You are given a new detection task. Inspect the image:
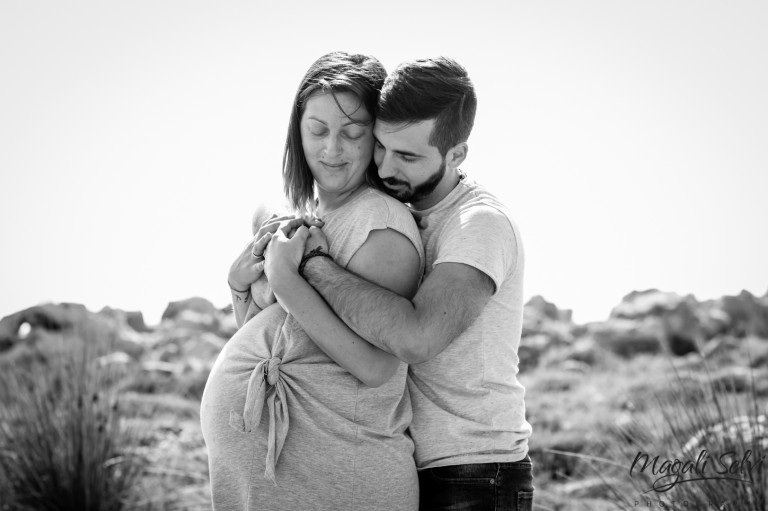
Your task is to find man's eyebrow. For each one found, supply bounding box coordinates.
[373,135,424,158]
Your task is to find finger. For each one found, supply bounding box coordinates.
[279,218,304,237]
[290,225,310,244]
[258,214,295,236]
[252,232,273,257]
[302,214,325,228]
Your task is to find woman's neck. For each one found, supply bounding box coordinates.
[315,182,367,217]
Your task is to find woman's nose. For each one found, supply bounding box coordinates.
[323,134,342,157]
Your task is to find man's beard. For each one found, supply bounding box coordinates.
[381,158,446,204]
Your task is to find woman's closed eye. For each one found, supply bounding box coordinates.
[343,130,366,140]
[309,127,328,137]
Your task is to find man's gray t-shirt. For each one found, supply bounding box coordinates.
[408,172,531,469]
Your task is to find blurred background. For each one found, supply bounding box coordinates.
[2,2,767,510]
[2,0,766,325]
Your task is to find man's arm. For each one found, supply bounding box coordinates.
[302,256,495,364]
[265,226,421,386]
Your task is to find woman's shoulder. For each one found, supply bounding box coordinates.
[352,187,412,221]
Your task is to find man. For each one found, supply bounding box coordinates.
[271,57,533,510]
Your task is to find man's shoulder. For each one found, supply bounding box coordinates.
[451,178,518,235]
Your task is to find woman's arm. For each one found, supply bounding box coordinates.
[229,283,252,329]
[266,226,421,387]
[228,215,310,329]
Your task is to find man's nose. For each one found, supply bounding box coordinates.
[376,151,396,179]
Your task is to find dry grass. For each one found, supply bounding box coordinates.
[523,350,768,510]
[0,328,145,511]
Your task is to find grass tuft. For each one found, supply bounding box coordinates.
[0,327,146,511]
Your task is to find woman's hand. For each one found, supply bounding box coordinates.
[230,214,324,291]
[264,224,310,285]
[228,231,273,292]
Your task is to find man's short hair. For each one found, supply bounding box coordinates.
[376,57,477,157]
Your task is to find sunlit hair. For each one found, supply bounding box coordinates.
[283,51,387,213]
[376,57,476,157]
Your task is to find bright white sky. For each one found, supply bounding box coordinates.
[1,1,766,325]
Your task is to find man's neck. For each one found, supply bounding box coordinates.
[411,169,461,211]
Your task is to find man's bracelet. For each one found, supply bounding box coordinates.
[298,247,333,277]
[228,279,251,294]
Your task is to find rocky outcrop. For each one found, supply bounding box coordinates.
[588,319,663,358]
[520,296,577,370]
[610,289,699,356]
[715,290,768,339]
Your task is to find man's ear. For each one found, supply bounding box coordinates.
[446,142,468,170]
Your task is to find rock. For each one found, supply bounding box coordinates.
[0,303,114,353]
[610,289,683,318]
[560,359,592,374]
[683,414,768,454]
[717,290,768,338]
[180,332,226,365]
[142,360,181,375]
[589,319,662,358]
[161,297,217,322]
[566,337,601,366]
[521,296,577,369]
[525,295,573,322]
[701,336,740,360]
[97,351,134,367]
[99,306,152,332]
[610,290,700,356]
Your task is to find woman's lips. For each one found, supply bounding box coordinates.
[321,162,347,169]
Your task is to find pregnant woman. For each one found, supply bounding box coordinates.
[200,52,424,510]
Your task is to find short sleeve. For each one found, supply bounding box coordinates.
[327,190,425,273]
[432,205,519,293]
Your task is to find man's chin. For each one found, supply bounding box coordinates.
[383,185,413,203]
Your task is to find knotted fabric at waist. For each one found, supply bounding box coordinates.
[229,356,288,484]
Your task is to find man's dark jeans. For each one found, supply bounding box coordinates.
[418,456,534,511]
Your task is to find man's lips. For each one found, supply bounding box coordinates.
[382,179,408,188]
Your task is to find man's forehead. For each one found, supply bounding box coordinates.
[373,119,435,142]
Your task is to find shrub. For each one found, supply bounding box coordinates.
[588,359,767,510]
[0,329,145,511]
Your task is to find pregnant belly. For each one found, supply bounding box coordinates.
[200,304,358,446]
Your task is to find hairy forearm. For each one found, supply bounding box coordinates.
[303,257,427,363]
[270,271,398,387]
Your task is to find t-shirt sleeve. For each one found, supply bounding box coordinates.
[333,192,425,273]
[432,205,519,293]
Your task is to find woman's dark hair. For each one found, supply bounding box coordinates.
[376,57,476,157]
[283,51,387,213]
